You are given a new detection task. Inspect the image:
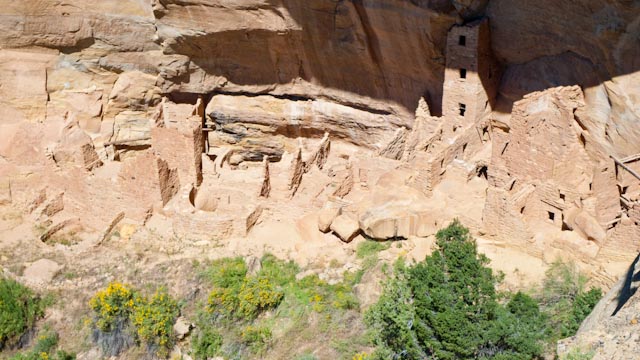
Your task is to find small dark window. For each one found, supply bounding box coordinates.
[462,143,467,153]
[482,126,490,141]
[459,103,466,116]
[548,211,555,222]
[459,35,466,46]
[589,182,592,191]
[560,193,565,201]
[477,165,488,179]
[520,206,525,214]
[460,68,467,79]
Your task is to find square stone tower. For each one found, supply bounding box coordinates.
[441,19,500,129]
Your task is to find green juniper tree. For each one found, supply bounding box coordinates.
[366,220,547,359]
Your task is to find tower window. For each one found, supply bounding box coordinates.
[460,68,467,79]
[459,35,466,46]
[459,103,466,117]
[560,193,565,202]
[548,211,555,222]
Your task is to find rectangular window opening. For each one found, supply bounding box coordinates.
[548,211,555,222]
[459,103,466,117]
[459,35,466,46]
[460,68,467,79]
[559,193,565,202]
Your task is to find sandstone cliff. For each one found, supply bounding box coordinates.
[1,2,640,355]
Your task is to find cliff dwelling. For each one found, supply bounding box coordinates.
[1,1,640,358]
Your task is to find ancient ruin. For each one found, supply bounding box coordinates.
[1,1,640,357]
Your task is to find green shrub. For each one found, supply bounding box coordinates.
[207,258,284,321]
[205,257,247,289]
[356,241,390,259]
[241,324,272,354]
[295,353,319,360]
[332,289,359,310]
[200,254,362,359]
[258,254,299,286]
[236,276,284,319]
[0,277,45,348]
[562,347,595,360]
[9,329,75,360]
[191,327,223,360]
[540,260,602,340]
[365,261,419,359]
[131,288,179,357]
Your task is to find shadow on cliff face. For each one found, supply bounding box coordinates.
[487,0,640,115]
[161,0,640,122]
[162,0,461,115]
[612,253,640,316]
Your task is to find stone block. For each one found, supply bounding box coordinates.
[330,214,360,243]
[318,204,342,233]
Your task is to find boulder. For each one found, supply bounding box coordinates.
[173,316,193,340]
[23,259,61,285]
[357,186,435,240]
[318,204,342,233]
[52,118,102,170]
[106,71,161,118]
[330,214,360,243]
[245,256,262,276]
[573,211,607,244]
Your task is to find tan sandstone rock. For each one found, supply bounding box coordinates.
[23,259,62,286]
[318,204,342,233]
[330,214,360,243]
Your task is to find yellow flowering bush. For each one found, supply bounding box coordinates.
[236,276,283,319]
[131,288,179,357]
[89,282,136,332]
[207,287,239,316]
[89,282,179,358]
[352,352,370,360]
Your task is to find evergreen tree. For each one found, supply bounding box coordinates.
[366,220,547,359]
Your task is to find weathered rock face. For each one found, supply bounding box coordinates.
[1,0,640,291]
[154,0,455,117]
[559,254,640,359]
